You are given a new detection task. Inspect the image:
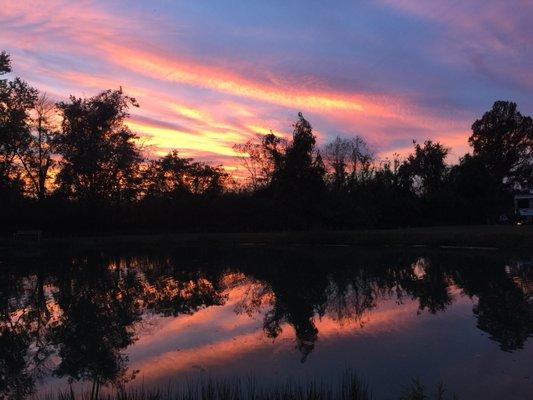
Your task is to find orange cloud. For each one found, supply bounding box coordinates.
[0,0,480,171]
[99,44,367,114]
[94,42,469,161]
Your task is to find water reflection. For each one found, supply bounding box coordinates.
[0,247,531,398]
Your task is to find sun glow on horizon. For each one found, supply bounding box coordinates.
[1,0,531,170]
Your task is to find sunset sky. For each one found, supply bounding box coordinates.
[1,0,532,171]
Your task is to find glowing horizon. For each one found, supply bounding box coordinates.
[1,1,532,172]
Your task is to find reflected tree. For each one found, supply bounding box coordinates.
[473,285,532,351]
[0,327,33,400]
[400,257,454,314]
[48,255,143,396]
[0,265,54,399]
[0,247,531,396]
[140,256,227,316]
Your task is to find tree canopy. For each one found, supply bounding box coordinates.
[1,50,532,233]
[469,101,532,188]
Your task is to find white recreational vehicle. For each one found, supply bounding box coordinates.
[514,190,533,224]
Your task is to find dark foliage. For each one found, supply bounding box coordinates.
[470,101,532,189]
[1,51,531,234]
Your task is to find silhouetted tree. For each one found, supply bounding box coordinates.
[323,136,373,187]
[2,50,532,233]
[54,89,142,206]
[234,132,286,190]
[323,136,352,189]
[352,154,418,227]
[144,150,229,198]
[144,150,195,199]
[347,136,374,184]
[269,113,326,226]
[398,140,449,197]
[0,52,38,198]
[470,101,533,189]
[272,113,325,190]
[18,94,56,201]
[449,154,506,223]
[187,161,229,196]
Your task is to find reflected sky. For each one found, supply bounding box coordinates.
[1,247,531,399]
[100,281,532,400]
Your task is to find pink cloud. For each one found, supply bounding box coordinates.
[0,0,487,170]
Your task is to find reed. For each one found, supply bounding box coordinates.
[41,372,457,400]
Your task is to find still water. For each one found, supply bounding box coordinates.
[1,246,532,399]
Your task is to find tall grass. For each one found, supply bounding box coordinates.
[41,372,457,400]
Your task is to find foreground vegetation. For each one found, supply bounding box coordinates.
[1,50,532,234]
[42,374,456,400]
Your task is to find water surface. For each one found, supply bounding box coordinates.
[1,246,532,399]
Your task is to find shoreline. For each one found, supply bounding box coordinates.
[5,225,532,250]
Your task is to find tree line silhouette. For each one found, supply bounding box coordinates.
[1,51,532,233]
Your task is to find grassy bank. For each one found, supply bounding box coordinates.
[30,225,533,250]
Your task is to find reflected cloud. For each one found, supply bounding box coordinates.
[0,248,531,398]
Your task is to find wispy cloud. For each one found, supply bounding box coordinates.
[1,0,531,168]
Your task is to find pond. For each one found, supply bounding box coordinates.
[1,245,532,399]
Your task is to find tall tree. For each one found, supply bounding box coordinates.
[323,136,351,188]
[0,51,38,196]
[399,140,449,197]
[18,94,56,201]
[469,101,533,188]
[323,136,373,188]
[348,136,374,183]
[54,89,142,205]
[449,154,506,223]
[264,113,326,227]
[272,113,325,194]
[233,132,285,190]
